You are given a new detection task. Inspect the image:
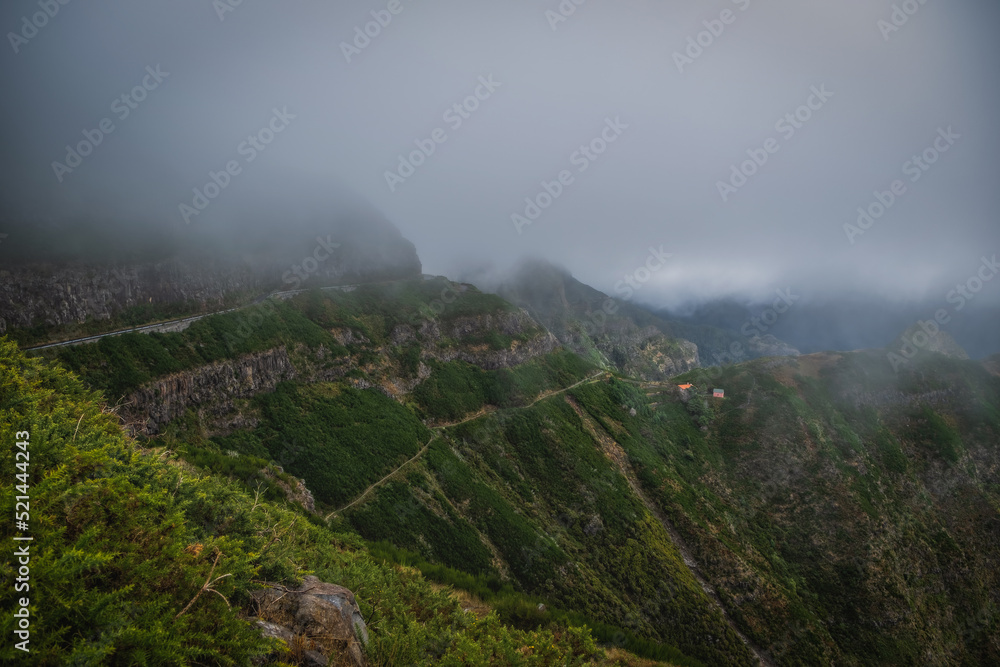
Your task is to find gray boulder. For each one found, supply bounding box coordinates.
[253,575,368,666]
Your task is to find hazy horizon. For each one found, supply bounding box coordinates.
[1,0,998,330]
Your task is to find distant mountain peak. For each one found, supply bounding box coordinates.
[888,322,969,366]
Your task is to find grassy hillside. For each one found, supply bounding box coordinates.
[328,347,999,665]
[52,299,347,399]
[666,352,1000,664]
[340,383,756,666]
[14,280,1000,666]
[0,338,662,666]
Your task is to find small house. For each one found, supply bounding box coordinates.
[713,389,725,398]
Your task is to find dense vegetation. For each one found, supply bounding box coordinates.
[666,352,1000,665]
[297,279,531,344]
[12,276,1000,666]
[0,339,638,666]
[340,381,754,667]
[51,300,346,399]
[332,345,1000,665]
[211,382,430,507]
[410,351,594,421]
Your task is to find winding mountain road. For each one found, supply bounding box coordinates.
[23,283,368,351]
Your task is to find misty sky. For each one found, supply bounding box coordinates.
[1,0,998,310]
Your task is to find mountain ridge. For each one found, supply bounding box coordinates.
[14,274,997,665]
[486,259,799,377]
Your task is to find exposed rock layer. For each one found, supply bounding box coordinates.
[128,347,298,435]
[1,235,421,335]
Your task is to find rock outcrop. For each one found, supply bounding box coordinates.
[262,465,316,513]
[0,258,266,334]
[120,304,562,437]
[127,347,298,435]
[417,310,560,370]
[0,218,422,336]
[253,576,368,667]
[588,322,700,381]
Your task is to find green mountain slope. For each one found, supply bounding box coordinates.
[13,279,1000,666]
[0,338,661,666]
[666,351,1000,664]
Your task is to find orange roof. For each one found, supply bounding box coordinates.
[678,384,693,389]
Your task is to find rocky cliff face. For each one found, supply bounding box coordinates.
[583,319,700,381]
[0,259,264,334]
[746,333,800,359]
[414,309,559,370]
[127,347,299,435]
[0,233,421,336]
[123,307,561,436]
